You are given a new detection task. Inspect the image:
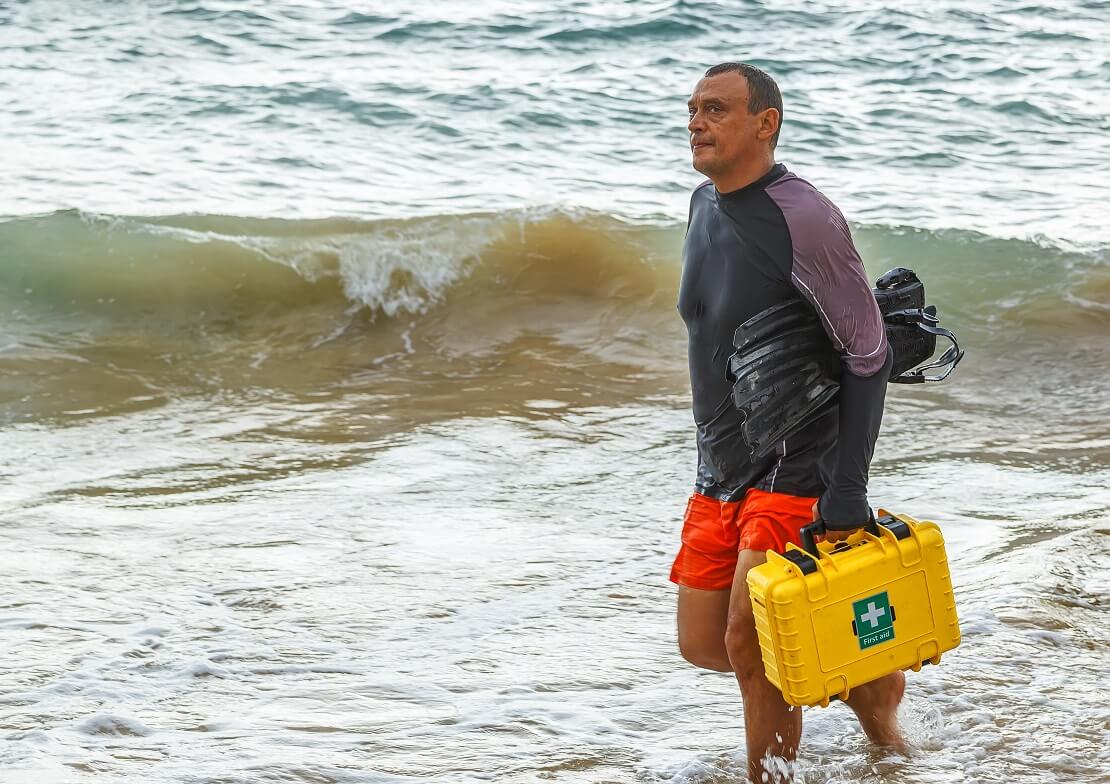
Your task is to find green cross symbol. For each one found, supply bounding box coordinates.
[852,591,895,650]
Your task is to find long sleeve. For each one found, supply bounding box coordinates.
[819,347,891,527]
[766,176,889,528]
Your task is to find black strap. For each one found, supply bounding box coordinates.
[890,323,964,384]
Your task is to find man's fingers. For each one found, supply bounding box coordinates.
[810,503,866,543]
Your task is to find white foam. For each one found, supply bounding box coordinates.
[183,659,230,679]
[241,216,500,317]
[341,223,499,315]
[75,713,153,737]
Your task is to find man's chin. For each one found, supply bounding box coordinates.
[691,155,716,176]
[691,146,720,172]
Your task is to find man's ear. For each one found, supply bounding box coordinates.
[757,108,781,142]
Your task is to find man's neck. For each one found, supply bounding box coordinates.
[712,158,777,195]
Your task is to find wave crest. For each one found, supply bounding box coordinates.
[1,208,1105,341]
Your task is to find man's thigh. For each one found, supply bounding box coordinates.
[676,585,732,672]
[728,549,769,625]
[676,549,770,673]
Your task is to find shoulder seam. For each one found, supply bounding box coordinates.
[767,173,823,206]
[758,186,797,289]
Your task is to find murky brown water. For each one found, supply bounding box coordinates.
[3,1,1110,776]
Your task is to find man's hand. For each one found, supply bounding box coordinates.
[811,501,863,543]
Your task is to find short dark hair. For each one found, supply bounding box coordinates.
[704,62,783,148]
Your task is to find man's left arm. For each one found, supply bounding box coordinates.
[787,201,891,533]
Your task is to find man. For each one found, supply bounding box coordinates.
[672,62,905,781]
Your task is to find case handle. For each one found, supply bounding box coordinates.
[800,512,879,557]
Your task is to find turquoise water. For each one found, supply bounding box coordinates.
[1,3,1109,783]
[4,0,1109,246]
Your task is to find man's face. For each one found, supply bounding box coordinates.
[687,73,772,178]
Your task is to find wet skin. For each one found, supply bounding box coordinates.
[678,70,904,781]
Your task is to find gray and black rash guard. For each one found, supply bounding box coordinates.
[678,163,893,529]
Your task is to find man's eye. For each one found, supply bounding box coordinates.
[688,108,696,117]
[708,106,722,114]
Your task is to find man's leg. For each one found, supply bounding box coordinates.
[676,585,732,673]
[724,549,801,783]
[673,492,741,673]
[845,672,907,750]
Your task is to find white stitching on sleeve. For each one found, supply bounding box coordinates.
[790,272,885,359]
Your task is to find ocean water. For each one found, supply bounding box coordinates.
[1,2,1109,783]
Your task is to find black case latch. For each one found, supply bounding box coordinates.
[782,549,818,575]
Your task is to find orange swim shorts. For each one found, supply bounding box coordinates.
[669,488,819,591]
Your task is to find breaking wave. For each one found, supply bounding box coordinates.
[1,208,1105,342]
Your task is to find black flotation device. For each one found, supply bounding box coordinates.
[727,267,964,458]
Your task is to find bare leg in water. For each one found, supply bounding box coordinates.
[678,549,906,782]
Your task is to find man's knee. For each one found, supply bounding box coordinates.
[723,609,765,684]
[724,550,770,685]
[678,633,732,673]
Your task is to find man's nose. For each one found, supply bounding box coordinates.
[688,109,705,134]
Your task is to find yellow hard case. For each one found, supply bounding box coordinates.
[746,510,960,707]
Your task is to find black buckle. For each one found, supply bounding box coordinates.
[875,514,911,540]
[781,549,818,575]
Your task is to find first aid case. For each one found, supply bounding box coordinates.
[746,510,960,707]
